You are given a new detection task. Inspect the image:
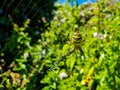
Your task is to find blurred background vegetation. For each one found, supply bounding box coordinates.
[0,0,120,90]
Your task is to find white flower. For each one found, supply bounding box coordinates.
[93,32,98,38]
[53,15,58,20]
[114,0,118,4]
[24,53,29,60]
[93,32,105,40]
[98,34,104,40]
[60,18,66,23]
[105,14,111,19]
[60,72,67,80]
[42,50,46,55]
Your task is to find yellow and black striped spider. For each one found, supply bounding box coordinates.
[71,31,85,58]
[72,32,85,48]
[49,28,86,71]
[59,31,86,60]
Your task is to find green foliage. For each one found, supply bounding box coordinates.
[1,0,120,90]
[41,0,120,90]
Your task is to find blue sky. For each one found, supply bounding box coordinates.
[60,0,96,5]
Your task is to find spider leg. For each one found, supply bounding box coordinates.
[56,48,75,64]
[79,47,85,59]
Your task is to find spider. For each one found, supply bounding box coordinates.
[70,31,85,58]
[49,29,86,71]
[58,31,86,61]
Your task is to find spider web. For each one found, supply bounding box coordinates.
[0,0,57,46]
[0,0,59,72]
